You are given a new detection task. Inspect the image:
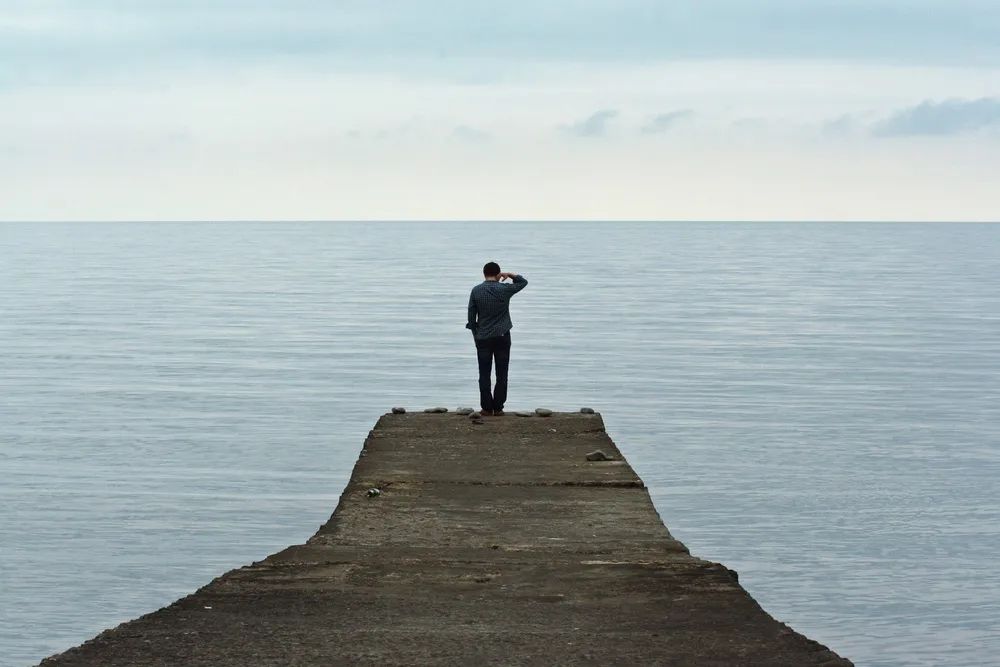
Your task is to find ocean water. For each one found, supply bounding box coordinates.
[2,221,998,667]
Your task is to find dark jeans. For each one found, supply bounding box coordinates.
[475,332,511,412]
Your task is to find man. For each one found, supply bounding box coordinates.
[466,262,528,416]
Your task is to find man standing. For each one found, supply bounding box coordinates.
[466,262,528,416]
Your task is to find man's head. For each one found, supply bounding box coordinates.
[483,261,501,278]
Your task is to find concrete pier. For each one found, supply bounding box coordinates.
[40,412,852,666]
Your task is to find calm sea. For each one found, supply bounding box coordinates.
[2,222,999,666]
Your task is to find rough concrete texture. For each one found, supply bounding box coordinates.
[39,412,852,666]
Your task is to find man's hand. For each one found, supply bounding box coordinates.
[499,272,517,281]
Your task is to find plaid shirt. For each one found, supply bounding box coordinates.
[466,275,528,340]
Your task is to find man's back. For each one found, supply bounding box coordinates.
[467,274,528,340]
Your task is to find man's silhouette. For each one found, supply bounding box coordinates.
[466,262,528,416]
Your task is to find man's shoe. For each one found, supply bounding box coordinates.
[481,409,494,416]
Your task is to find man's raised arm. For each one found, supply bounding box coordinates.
[501,272,528,295]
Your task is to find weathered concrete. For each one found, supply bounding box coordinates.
[39,412,852,666]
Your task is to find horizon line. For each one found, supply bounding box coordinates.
[3,219,999,224]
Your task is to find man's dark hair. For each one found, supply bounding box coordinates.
[483,261,501,277]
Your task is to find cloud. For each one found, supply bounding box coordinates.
[641,109,694,134]
[873,97,1000,136]
[564,109,618,137]
[4,0,999,90]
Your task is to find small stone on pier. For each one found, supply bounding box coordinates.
[423,407,449,413]
[535,408,553,417]
[585,450,612,461]
[391,407,406,414]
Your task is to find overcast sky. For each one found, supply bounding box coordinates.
[2,1,999,221]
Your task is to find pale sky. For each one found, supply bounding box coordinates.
[1,1,999,221]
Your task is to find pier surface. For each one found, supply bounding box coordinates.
[40,412,851,666]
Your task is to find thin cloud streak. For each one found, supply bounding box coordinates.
[641,110,695,134]
[563,109,619,137]
[873,98,1000,136]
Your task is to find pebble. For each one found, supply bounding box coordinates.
[391,407,406,414]
[535,408,553,417]
[585,450,612,462]
[471,417,485,425]
[423,407,449,413]
[515,411,534,417]
[366,488,382,497]
[580,407,596,414]
[456,407,475,415]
